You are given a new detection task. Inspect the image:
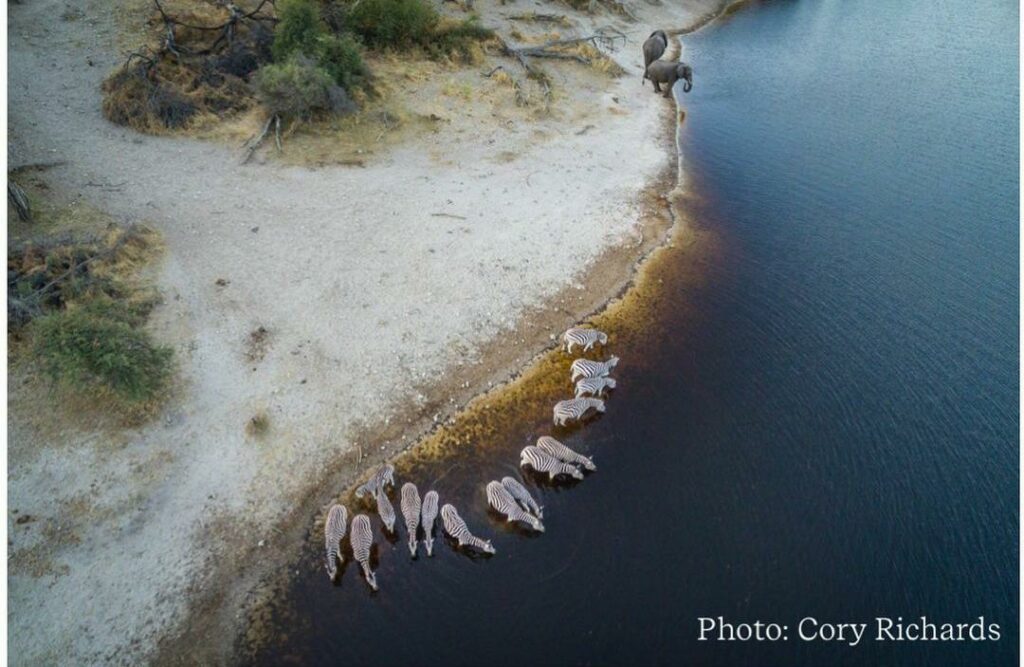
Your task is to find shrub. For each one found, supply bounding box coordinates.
[31,305,173,403]
[270,0,369,91]
[346,0,439,49]
[271,0,325,62]
[315,33,370,90]
[255,55,354,117]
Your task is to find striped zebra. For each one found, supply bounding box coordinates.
[570,356,619,382]
[537,435,597,471]
[553,397,606,426]
[486,481,544,532]
[562,327,608,353]
[575,375,617,398]
[421,490,439,557]
[401,482,421,557]
[376,487,397,534]
[501,476,542,519]
[355,463,395,500]
[441,504,496,554]
[520,446,585,480]
[350,514,378,591]
[324,504,348,582]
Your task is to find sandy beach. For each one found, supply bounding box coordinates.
[7,0,723,663]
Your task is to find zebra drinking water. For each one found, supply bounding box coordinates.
[501,476,543,519]
[421,490,439,556]
[355,463,395,500]
[562,327,608,353]
[375,487,397,534]
[441,504,496,554]
[570,356,619,382]
[324,504,348,582]
[553,397,606,426]
[520,446,585,480]
[575,375,617,398]
[350,514,378,591]
[537,435,597,471]
[401,483,421,557]
[486,481,545,532]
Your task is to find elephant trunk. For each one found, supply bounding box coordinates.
[683,79,693,93]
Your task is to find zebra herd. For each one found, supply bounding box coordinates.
[322,325,616,591]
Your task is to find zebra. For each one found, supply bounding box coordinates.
[401,482,421,557]
[520,446,585,480]
[562,327,608,353]
[421,490,439,556]
[486,481,544,532]
[575,375,617,398]
[376,487,397,534]
[324,504,348,582]
[500,476,542,519]
[350,514,378,591]
[537,435,597,472]
[570,356,619,382]
[441,504,496,554]
[355,463,395,500]
[553,398,606,426]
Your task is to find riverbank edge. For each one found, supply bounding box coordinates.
[152,8,731,665]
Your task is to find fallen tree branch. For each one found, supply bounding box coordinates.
[8,181,31,222]
[241,114,278,164]
[507,11,568,23]
[499,27,625,98]
[148,0,277,59]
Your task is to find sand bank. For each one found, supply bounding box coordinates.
[7,0,723,663]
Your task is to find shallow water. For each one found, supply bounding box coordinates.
[250,1,1018,665]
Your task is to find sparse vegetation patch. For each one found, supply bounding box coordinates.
[31,304,173,404]
[8,187,172,417]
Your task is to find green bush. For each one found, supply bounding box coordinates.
[271,0,324,62]
[255,55,355,117]
[32,306,173,403]
[346,0,439,48]
[315,33,370,90]
[270,0,370,91]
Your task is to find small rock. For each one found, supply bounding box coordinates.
[258,540,265,547]
[215,278,229,287]
[16,515,34,525]
[251,226,259,233]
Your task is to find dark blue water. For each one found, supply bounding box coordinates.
[250,1,1018,665]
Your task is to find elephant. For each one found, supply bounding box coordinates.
[641,30,668,86]
[645,60,693,97]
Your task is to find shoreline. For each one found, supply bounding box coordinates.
[228,24,718,667]
[156,99,684,667]
[7,0,732,664]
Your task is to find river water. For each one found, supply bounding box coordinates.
[249,1,1018,665]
